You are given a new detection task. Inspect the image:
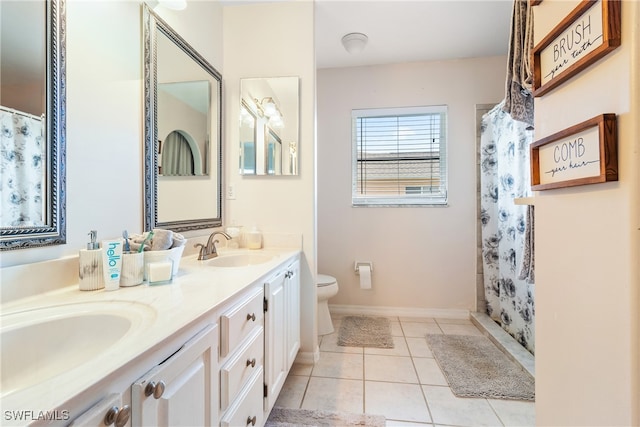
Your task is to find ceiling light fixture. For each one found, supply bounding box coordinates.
[341,32,368,54]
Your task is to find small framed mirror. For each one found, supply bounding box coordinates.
[143,5,222,232]
[240,77,299,176]
[0,0,66,250]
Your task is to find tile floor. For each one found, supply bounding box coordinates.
[274,314,535,427]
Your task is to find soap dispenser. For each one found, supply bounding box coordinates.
[246,225,262,250]
[79,230,104,291]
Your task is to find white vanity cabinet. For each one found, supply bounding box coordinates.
[131,324,218,427]
[264,257,301,413]
[219,286,265,427]
[11,249,302,427]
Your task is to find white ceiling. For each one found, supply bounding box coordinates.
[315,0,514,69]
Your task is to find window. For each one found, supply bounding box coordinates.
[352,106,448,206]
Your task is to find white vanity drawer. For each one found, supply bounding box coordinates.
[220,327,264,411]
[220,287,264,358]
[220,368,264,427]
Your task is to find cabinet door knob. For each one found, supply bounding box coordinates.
[144,381,156,397]
[246,358,256,368]
[153,380,166,399]
[104,406,119,425]
[246,313,256,322]
[103,405,130,427]
[144,380,166,399]
[247,415,257,426]
[114,405,130,427]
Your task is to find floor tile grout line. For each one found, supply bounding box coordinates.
[486,398,508,427]
[408,330,436,425]
[297,373,312,410]
[361,345,366,414]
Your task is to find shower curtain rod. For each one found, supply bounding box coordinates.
[0,105,44,121]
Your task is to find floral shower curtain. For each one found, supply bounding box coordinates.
[480,103,535,354]
[0,108,45,227]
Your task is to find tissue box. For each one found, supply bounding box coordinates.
[143,245,185,279]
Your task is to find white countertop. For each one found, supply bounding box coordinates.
[0,247,300,420]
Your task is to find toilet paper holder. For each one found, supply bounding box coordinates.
[354,261,373,274]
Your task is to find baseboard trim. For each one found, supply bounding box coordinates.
[328,304,469,320]
[294,347,320,365]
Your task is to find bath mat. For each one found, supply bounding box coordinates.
[337,316,394,348]
[426,334,535,401]
[265,407,386,427]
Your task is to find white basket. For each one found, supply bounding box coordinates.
[143,245,185,279]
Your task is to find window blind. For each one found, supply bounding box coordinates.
[352,106,448,206]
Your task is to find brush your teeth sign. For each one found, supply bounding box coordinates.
[539,1,604,87]
[532,0,621,96]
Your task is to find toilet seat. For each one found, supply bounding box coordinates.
[317,274,336,287]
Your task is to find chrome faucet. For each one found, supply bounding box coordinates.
[194,231,231,260]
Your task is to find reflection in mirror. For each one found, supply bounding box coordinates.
[240,77,299,175]
[0,0,66,250]
[239,100,257,175]
[266,128,282,175]
[143,5,222,232]
[158,80,209,176]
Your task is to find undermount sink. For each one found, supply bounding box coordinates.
[1,301,155,396]
[204,252,275,268]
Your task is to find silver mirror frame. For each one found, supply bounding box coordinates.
[143,4,222,232]
[0,0,66,250]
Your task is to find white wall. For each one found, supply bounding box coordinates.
[0,1,223,272]
[533,1,640,425]
[317,57,506,314]
[222,2,318,360]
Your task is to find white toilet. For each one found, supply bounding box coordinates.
[317,274,339,335]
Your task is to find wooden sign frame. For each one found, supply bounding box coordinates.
[532,0,621,97]
[531,114,617,191]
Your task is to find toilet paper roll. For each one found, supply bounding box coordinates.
[359,265,372,289]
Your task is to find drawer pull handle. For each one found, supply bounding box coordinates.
[145,380,166,399]
[246,358,256,368]
[247,313,256,322]
[247,415,257,426]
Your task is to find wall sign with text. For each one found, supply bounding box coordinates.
[533,0,621,97]
[531,114,617,191]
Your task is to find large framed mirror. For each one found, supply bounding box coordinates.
[240,77,299,176]
[0,0,66,250]
[143,4,222,232]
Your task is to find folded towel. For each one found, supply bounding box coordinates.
[127,229,186,252]
[171,232,186,248]
[127,232,151,252]
[151,228,174,250]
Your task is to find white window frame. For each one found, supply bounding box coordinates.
[351,105,448,207]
